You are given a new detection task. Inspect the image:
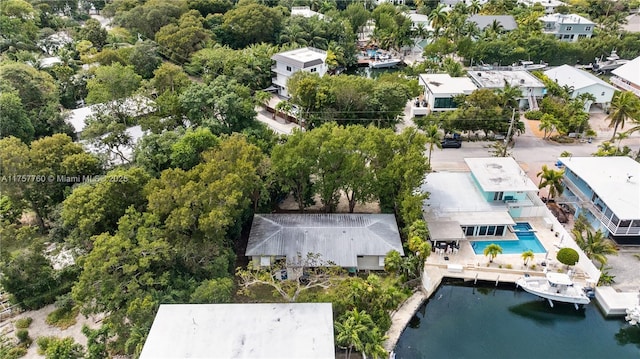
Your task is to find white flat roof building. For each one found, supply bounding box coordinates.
[465,157,539,193]
[560,157,640,220]
[140,303,336,359]
[291,6,325,19]
[519,0,567,13]
[419,74,478,95]
[271,47,327,97]
[468,70,545,91]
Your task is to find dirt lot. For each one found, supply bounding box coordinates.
[2,305,102,358]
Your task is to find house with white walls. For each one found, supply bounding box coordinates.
[540,13,594,42]
[544,65,616,111]
[413,73,478,116]
[271,47,327,97]
[611,56,640,98]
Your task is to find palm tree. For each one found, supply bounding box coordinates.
[484,243,503,263]
[573,229,618,269]
[429,4,449,35]
[335,309,373,359]
[424,124,442,165]
[522,250,534,266]
[607,91,640,141]
[538,167,564,200]
[363,328,388,359]
[468,0,482,15]
[496,80,521,110]
[489,19,505,34]
[622,117,640,159]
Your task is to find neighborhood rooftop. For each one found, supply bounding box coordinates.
[558,157,640,220]
[467,15,518,31]
[419,74,478,95]
[271,47,327,68]
[245,213,404,267]
[539,13,594,24]
[139,303,335,359]
[468,70,545,89]
[612,56,640,86]
[465,157,539,193]
[544,65,616,91]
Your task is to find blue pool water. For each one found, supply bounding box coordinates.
[471,222,546,254]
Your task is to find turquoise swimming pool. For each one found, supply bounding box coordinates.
[471,223,546,254]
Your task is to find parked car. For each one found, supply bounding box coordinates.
[441,139,462,148]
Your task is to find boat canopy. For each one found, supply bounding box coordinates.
[546,272,574,286]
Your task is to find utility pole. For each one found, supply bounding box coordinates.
[503,108,516,157]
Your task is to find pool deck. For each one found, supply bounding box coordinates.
[385,216,639,352]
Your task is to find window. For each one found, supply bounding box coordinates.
[495,226,505,236]
[466,226,475,236]
[493,192,504,201]
[570,34,575,40]
[310,68,317,73]
[585,26,591,31]
[620,220,631,228]
[566,26,572,30]
[487,226,496,236]
[433,97,457,109]
[479,226,488,236]
[563,34,571,39]
[578,34,587,39]
[286,66,292,71]
[601,92,605,96]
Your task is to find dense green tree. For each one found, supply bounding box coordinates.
[0,0,39,52]
[0,135,101,230]
[44,337,84,359]
[78,18,108,50]
[0,89,34,143]
[189,277,234,303]
[170,127,220,170]
[61,167,151,247]
[86,63,142,104]
[128,41,162,79]
[133,130,182,175]
[219,3,284,48]
[556,247,579,267]
[0,62,70,138]
[188,0,233,17]
[155,10,212,64]
[0,248,57,309]
[152,62,192,94]
[178,76,256,134]
[114,0,188,39]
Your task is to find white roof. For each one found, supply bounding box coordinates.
[465,157,539,192]
[612,56,640,86]
[140,303,335,359]
[406,13,433,30]
[272,47,327,69]
[423,172,509,213]
[445,211,516,226]
[539,13,594,25]
[420,74,478,95]
[544,65,616,92]
[519,0,565,7]
[291,6,324,19]
[468,70,545,89]
[558,157,640,220]
[66,96,155,133]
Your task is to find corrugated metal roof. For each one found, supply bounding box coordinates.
[246,214,404,266]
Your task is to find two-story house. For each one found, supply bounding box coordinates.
[423,157,543,241]
[557,157,640,245]
[271,47,327,98]
[467,70,546,110]
[413,74,478,116]
[539,13,594,42]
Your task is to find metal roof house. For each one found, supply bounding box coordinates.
[467,15,518,31]
[246,214,404,271]
[271,47,327,97]
[557,157,640,244]
[518,0,567,14]
[544,65,616,111]
[414,74,478,116]
[139,303,335,359]
[611,56,640,98]
[422,157,544,241]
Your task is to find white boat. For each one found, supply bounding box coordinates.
[369,54,402,69]
[592,50,630,73]
[516,272,591,310]
[511,60,548,71]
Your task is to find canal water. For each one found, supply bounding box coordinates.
[395,281,640,359]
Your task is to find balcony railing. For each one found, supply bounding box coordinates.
[610,77,640,97]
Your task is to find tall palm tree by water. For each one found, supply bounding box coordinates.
[572,229,618,269]
[607,90,640,141]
